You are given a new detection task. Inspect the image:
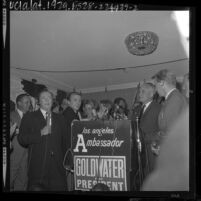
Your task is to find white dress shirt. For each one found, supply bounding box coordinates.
[40,108,48,120]
[142,101,152,114]
[17,108,23,119]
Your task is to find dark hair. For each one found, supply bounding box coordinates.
[67,91,81,101]
[152,69,176,86]
[16,93,29,104]
[100,99,113,108]
[10,100,16,112]
[97,99,113,119]
[51,101,59,110]
[82,99,95,108]
[61,97,68,103]
[114,97,127,108]
[113,97,128,116]
[91,183,110,191]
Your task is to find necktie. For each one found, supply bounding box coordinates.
[45,112,49,121]
[46,112,51,134]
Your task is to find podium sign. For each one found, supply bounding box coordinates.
[71,120,132,191]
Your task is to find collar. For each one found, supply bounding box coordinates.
[165,88,176,100]
[143,101,152,113]
[17,108,23,119]
[40,108,50,119]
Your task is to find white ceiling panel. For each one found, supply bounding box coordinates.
[10,11,189,93]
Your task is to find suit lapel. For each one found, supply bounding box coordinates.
[142,101,153,118]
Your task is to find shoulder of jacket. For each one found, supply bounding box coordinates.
[25,111,38,117]
[169,90,184,102]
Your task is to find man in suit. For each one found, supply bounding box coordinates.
[142,107,189,191]
[18,89,67,191]
[63,92,82,152]
[63,91,82,191]
[10,93,31,191]
[152,69,188,148]
[130,83,161,190]
[138,83,162,177]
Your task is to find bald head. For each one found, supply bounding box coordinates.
[139,82,156,104]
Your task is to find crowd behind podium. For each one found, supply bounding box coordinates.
[9,69,189,192]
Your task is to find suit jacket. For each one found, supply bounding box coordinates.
[130,101,161,189]
[10,110,28,166]
[158,89,188,138]
[63,107,79,150]
[142,108,189,191]
[140,101,162,144]
[18,110,67,188]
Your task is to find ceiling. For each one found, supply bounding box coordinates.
[10,11,189,93]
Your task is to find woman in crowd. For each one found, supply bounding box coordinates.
[81,99,98,121]
[111,97,129,120]
[96,99,113,120]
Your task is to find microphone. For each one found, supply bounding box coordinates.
[136,116,141,152]
[46,112,52,134]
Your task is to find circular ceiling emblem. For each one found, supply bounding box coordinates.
[125,31,159,56]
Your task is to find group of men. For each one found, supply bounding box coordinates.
[10,68,189,191]
[132,69,188,190]
[10,90,82,191]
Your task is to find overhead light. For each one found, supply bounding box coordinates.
[125,31,159,56]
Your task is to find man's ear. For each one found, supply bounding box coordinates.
[159,80,164,86]
[17,101,22,108]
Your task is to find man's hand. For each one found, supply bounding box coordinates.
[41,126,50,136]
[65,165,74,173]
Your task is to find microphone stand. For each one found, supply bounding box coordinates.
[135,115,143,190]
[46,112,52,188]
